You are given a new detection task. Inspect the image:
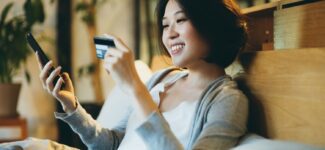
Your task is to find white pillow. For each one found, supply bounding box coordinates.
[232,134,324,150]
[96,60,152,128]
[0,137,78,150]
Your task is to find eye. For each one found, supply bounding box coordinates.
[162,24,169,29]
[176,18,187,24]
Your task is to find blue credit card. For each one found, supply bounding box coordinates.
[94,37,115,59]
[95,44,109,59]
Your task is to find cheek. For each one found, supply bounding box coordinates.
[185,36,210,57]
[184,29,210,53]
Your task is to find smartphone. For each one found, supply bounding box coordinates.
[93,36,115,59]
[26,33,64,87]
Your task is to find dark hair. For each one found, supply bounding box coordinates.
[156,0,247,68]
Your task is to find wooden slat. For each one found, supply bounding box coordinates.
[274,0,325,49]
[237,48,325,146]
[242,0,280,14]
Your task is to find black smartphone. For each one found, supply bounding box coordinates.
[93,36,115,59]
[26,33,64,87]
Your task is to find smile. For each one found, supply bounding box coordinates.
[171,44,185,55]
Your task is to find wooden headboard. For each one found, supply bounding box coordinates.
[237,48,325,147]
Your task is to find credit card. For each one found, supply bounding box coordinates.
[94,36,115,59]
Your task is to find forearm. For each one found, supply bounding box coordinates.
[55,102,124,150]
[136,111,184,150]
[127,80,159,121]
[126,79,183,149]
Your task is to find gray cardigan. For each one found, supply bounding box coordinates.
[55,67,248,150]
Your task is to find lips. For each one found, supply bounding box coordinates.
[170,43,185,56]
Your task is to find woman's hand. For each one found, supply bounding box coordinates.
[103,35,159,118]
[35,52,77,113]
[103,35,142,92]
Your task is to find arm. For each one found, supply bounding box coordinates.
[34,52,129,150]
[55,101,131,150]
[192,90,248,149]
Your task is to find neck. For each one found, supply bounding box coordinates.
[182,61,226,89]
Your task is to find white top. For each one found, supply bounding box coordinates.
[118,71,199,150]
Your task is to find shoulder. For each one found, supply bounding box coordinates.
[206,78,248,117]
[204,79,248,130]
[215,78,247,104]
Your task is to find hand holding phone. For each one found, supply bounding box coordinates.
[26,33,78,112]
[94,36,116,59]
[26,33,64,88]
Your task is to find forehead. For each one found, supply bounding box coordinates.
[164,0,182,17]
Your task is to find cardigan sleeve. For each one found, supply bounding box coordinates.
[53,67,178,150]
[136,111,184,150]
[55,102,131,150]
[192,89,248,149]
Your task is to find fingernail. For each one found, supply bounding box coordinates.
[62,75,66,79]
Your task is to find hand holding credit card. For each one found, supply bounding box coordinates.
[93,36,116,59]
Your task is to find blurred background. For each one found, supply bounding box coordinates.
[0,0,324,149]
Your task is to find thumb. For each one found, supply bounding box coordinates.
[62,72,74,91]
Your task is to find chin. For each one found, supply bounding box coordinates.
[172,58,188,68]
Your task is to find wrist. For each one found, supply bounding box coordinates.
[62,97,78,114]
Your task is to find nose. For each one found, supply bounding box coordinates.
[166,24,179,39]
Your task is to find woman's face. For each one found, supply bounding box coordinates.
[162,0,210,68]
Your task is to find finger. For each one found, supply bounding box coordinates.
[104,57,118,64]
[61,72,73,91]
[104,57,118,71]
[53,77,64,98]
[114,37,129,52]
[104,47,122,58]
[39,61,53,88]
[35,52,43,70]
[103,34,129,52]
[46,66,62,92]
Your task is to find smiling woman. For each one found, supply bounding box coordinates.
[31,0,249,149]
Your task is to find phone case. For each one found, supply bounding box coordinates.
[26,33,64,88]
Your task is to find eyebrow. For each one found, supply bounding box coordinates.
[162,10,184,20]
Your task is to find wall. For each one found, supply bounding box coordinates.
[0,0,58,140]
[72,0,135,103]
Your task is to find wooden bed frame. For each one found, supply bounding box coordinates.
[237,48,325,147]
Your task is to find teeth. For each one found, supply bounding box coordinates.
[171,44,184,51]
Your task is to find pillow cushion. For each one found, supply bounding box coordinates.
[232,133,324,150]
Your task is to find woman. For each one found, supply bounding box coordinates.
[37,0,248,149]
